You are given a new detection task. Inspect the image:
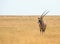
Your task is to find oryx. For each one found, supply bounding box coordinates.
[38,11,49,34]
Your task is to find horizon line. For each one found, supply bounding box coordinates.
[0,14,60,16]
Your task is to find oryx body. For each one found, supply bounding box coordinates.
[38,18,46,32]
[38,11,49,33]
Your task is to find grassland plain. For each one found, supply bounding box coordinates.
[0,16,60,44]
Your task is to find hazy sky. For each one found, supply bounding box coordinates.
[0,0,60,15]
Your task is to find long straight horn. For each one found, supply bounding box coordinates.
[40,10,47,19]
[41,10,47,17]
[42,11,49,18]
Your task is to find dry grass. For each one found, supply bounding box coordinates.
[0,16,60,44]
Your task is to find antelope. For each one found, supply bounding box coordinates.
[38,11,49,34]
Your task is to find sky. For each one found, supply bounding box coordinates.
[0,0,60,16]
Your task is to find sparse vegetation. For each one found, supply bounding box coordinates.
[0,16,60,44]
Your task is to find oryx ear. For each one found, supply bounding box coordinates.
[38,17,40,19]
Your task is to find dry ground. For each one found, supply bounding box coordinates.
[0,16,60,44]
